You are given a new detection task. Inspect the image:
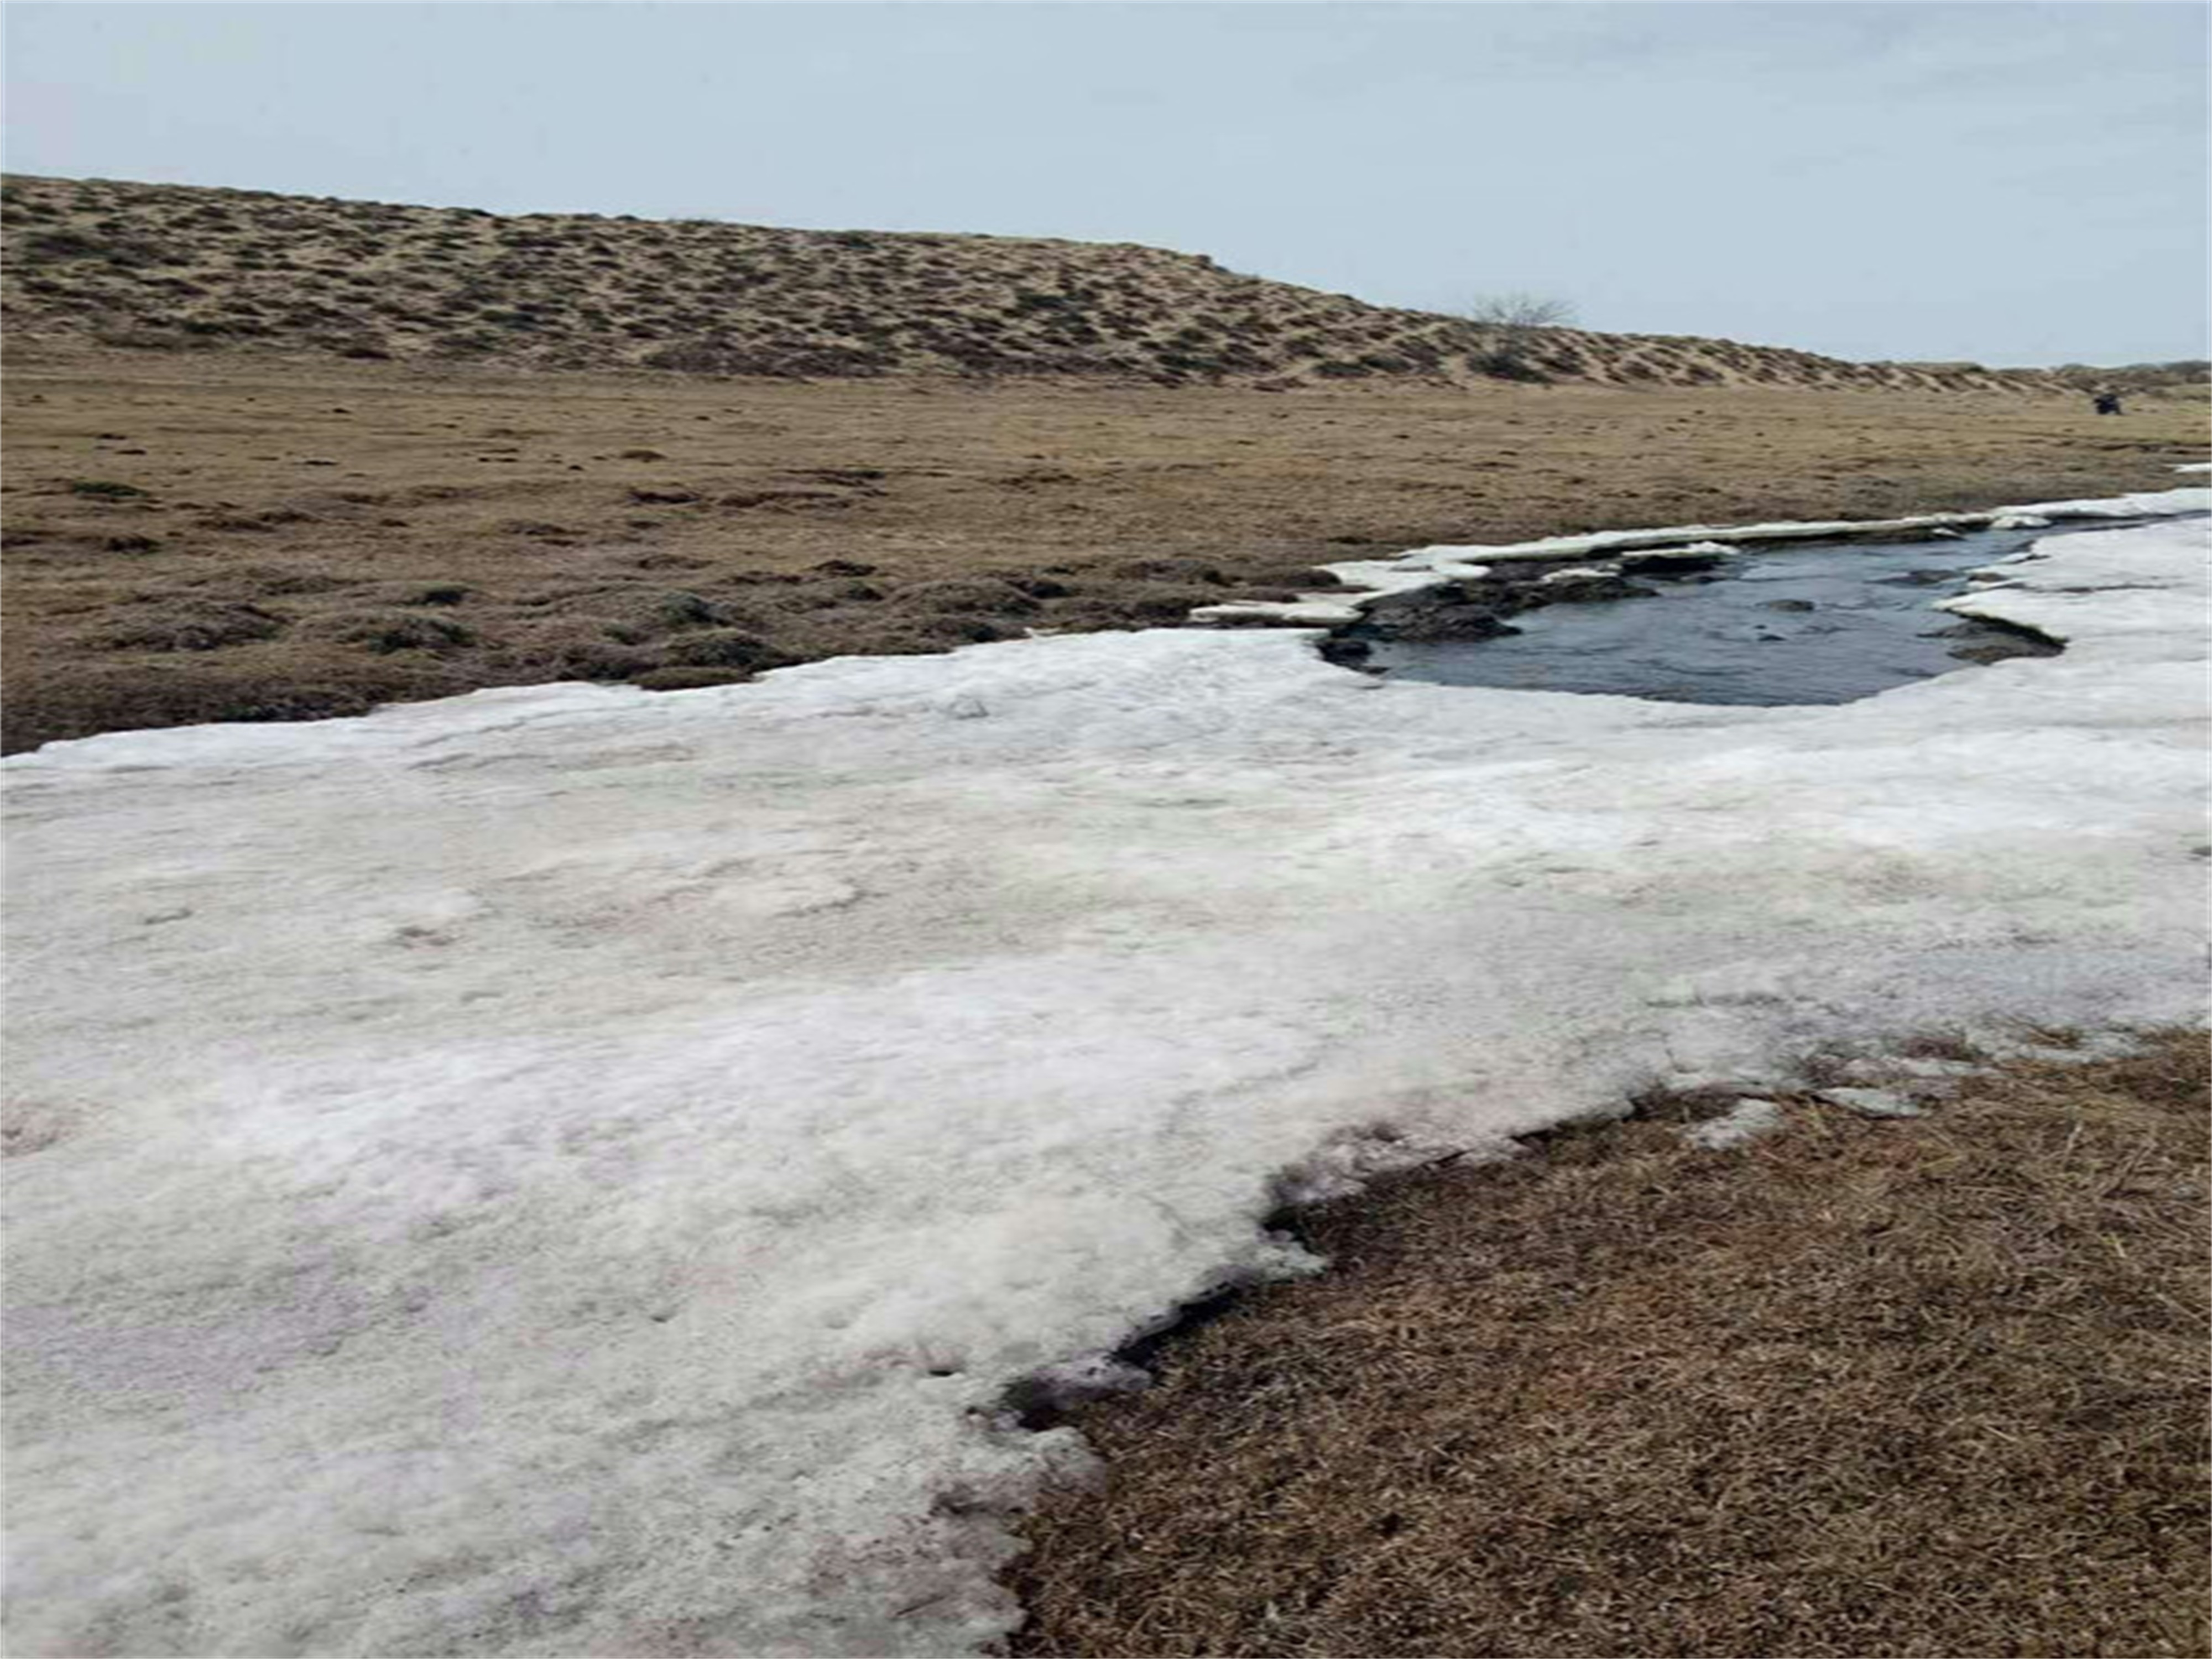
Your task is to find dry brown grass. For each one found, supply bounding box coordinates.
[6,351,2201,752]
[1,173,2096,394]
[1005,1031,2210,1659]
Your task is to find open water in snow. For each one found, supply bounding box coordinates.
[1369,517,2201,705]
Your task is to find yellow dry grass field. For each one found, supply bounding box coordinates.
[3,349,2200,752]
[1006,1031,2210,1659]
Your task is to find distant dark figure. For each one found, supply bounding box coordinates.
[2093,390,2124,415]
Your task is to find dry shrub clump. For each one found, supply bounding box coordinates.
[1007,1031,2210,1659]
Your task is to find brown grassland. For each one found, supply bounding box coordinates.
[1006,1031,2211,1659]
[3,348,2201,753]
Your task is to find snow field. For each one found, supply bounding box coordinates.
[4,497,2207,1655]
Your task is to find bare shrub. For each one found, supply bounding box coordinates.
[1461,290,1577,330]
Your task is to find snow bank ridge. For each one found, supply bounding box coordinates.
[1191,487,2210,626]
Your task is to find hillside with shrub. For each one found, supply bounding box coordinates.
[2048,359,2210,398]
[3,174,2073,393]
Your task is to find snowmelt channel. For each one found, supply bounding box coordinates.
[1357,516,2189,706]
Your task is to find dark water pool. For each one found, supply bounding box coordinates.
[1366,517,2190,706]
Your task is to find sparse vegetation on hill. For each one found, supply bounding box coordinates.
[2049,359,2211,398]
[1,174,2070,393]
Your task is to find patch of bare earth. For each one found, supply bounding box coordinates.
[5,352,2202,752]
[1005,1030,2209,1659]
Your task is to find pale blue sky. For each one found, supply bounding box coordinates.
[6,3,2206,365]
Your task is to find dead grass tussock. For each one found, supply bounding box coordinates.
[1006,1031,2210,1659]
[11,657,469,739]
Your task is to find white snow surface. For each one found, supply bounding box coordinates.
[5,506,2209,1657]
[1355,487,2209,577]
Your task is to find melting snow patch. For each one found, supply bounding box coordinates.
[3,500,2206,1657]
[1270,1120,1486,1207]
[1815,1087,1928,1119]
[1190,594,1365,625]
[1682,1099,1785,1150]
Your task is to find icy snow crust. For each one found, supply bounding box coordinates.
[6,505,2208,1656]
[1192,487,2210,624]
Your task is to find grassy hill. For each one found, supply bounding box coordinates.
[3,173,2063,394]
